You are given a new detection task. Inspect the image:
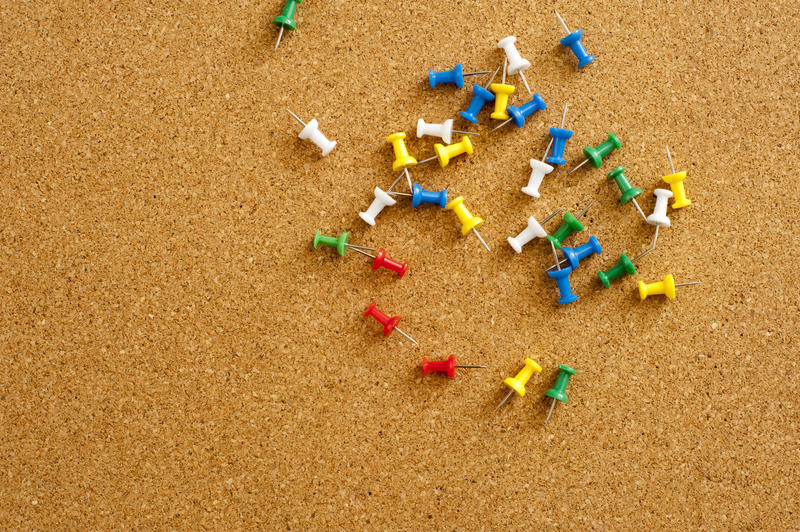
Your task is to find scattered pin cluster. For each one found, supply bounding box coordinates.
[291,12,698,420]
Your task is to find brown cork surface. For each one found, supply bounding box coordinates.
[1,0,798,528]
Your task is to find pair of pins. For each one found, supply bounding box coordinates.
[494,360,576,425]
[313,231,408,278]
[390,130,477,169]
[516,103,571,198]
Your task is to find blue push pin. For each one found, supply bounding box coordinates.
[543,103,573,166]
[389,183,447,208]
[428,63,491,88]
[556,11,595,68]
[459,64,501,123]
[547,265,578,304]
[548,236,602,272]
[490,94,546,132]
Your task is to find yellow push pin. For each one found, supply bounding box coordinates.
[662,145,691,209]
[638,274,700,300]
[387,132,417,172]
[490,58,516,120]
[494,358,542,412]
[446,196,489,252]
[417,136,474,168]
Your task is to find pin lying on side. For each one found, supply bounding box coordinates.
[545,364,577,424]
[507,208,562,253]
[497,36,532,95]
[422,355,486,378]
[569,133,621,174]
[287,109,337,156]
[546,199,594,249]
[273,0,302,50]
[607,166,647,222]
[663,145,692,209]
[638,274,700,300]
[555,11,595,68]
[494,358,542,412]
[597,248,652,287]
[428,63,491,88]
[416,118,478,145]
[364,302,417,344]
[313,231,407,277]
[446,196,490,252]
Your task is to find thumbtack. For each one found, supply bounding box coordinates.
[490,93,547,132]
[545,364,577,424]
[647,189,673,228]
[555,11,595,68]
[546,199,594,249]
[428,63,491,88]
[273,0,302,50]
[359,187,397,226]
[522,159,554,198]
[313,231,377,257]
[416,118,478,145]
[494,358,542,412]
[286,109,337,156]
[663,145,692,209]
[446,195,490,252]
[497,36,532,95]
[544,103,573,166]
[417,136,474,168]
[568,133,621,174]
[490,58,516,120]
[597,249,651,287]
[638,274,701,300]
[422,354,487,378]
[547,235,602,272]
[459,83,496,124]
[507,208,562,253]
[607,166,647,221]
[333,245,408,278]
[386,132,417,172]
[389,183,448,208]
[364,302,417,345]
[548,266,578,304]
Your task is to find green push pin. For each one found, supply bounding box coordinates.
[607,166,647,221]
[273,0,302,51]
[313,231,376,258]
[545,199,594,250]
[568,133,622,174]
[545,364,577,424]
[598,247,654,287]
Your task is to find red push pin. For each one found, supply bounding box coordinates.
[422,354,487,378]
[364,302,418,345]
[370,248,409,277]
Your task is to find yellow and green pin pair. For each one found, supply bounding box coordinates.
[494,360,577,425]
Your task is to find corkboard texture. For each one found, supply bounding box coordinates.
[1,0,798,529]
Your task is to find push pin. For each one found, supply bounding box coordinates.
[387,132,417,172]
[548,265,578,304]
[522,159,554,198]
[547,235,602,272]
[490,94,546,132]
[497,36,532,95]
[555,11,595,68]
[597,249,651,287]
[446,196,490,252]
[663,145,692,209]
[568,133,621,174]
[273,0,302,50]
[417,136,474,168]
[546,200,594,249]
[458,64,500,124]
[494,358,542,412]
[507,208,562,253]
[389,183,448,208]
[313,231,375,257]
[638,274,701,300]
[490,59,516,120]
[646,188,672,249]
[416,118,478,145]
[359,186,396,226]
[422,355,486,378]
[545,364,577,424]
[607,166,647,221]
[544,103,573,166]
[428,63,491,88]
[286,109,337,156]
[364,302,417,344]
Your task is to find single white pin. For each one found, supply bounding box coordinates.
[359,187,397,226]
[521,159,555,198]
[646,189,673,228]
[416,118,477,145]
[287,109,337,156]
[507,209,562,253]
[497,36,532,95]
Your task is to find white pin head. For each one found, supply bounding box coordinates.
[416,118,454,144]
[497,36,531,75]
[359,187,396,226]
[521,159,554,198]
[298,118,337,156]
[646,188,673,227]
[508,216,547,253]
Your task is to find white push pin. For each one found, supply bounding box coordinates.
[497,36,532,96]
[507,209,562,253]
[646,189,673,228]
[359,187,396,226]
[416,118,478,145]
[521,159,554,198]
[286,109,337,156]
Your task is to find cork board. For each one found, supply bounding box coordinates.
[1,0,798,528]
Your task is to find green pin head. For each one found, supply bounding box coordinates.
[273,0,302,30]
[607,166,643,204]
[313,231,349,256]
[598,253,637,287]
[546,212,585,249]
[545,364,577,403]
[584,133,622,168]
